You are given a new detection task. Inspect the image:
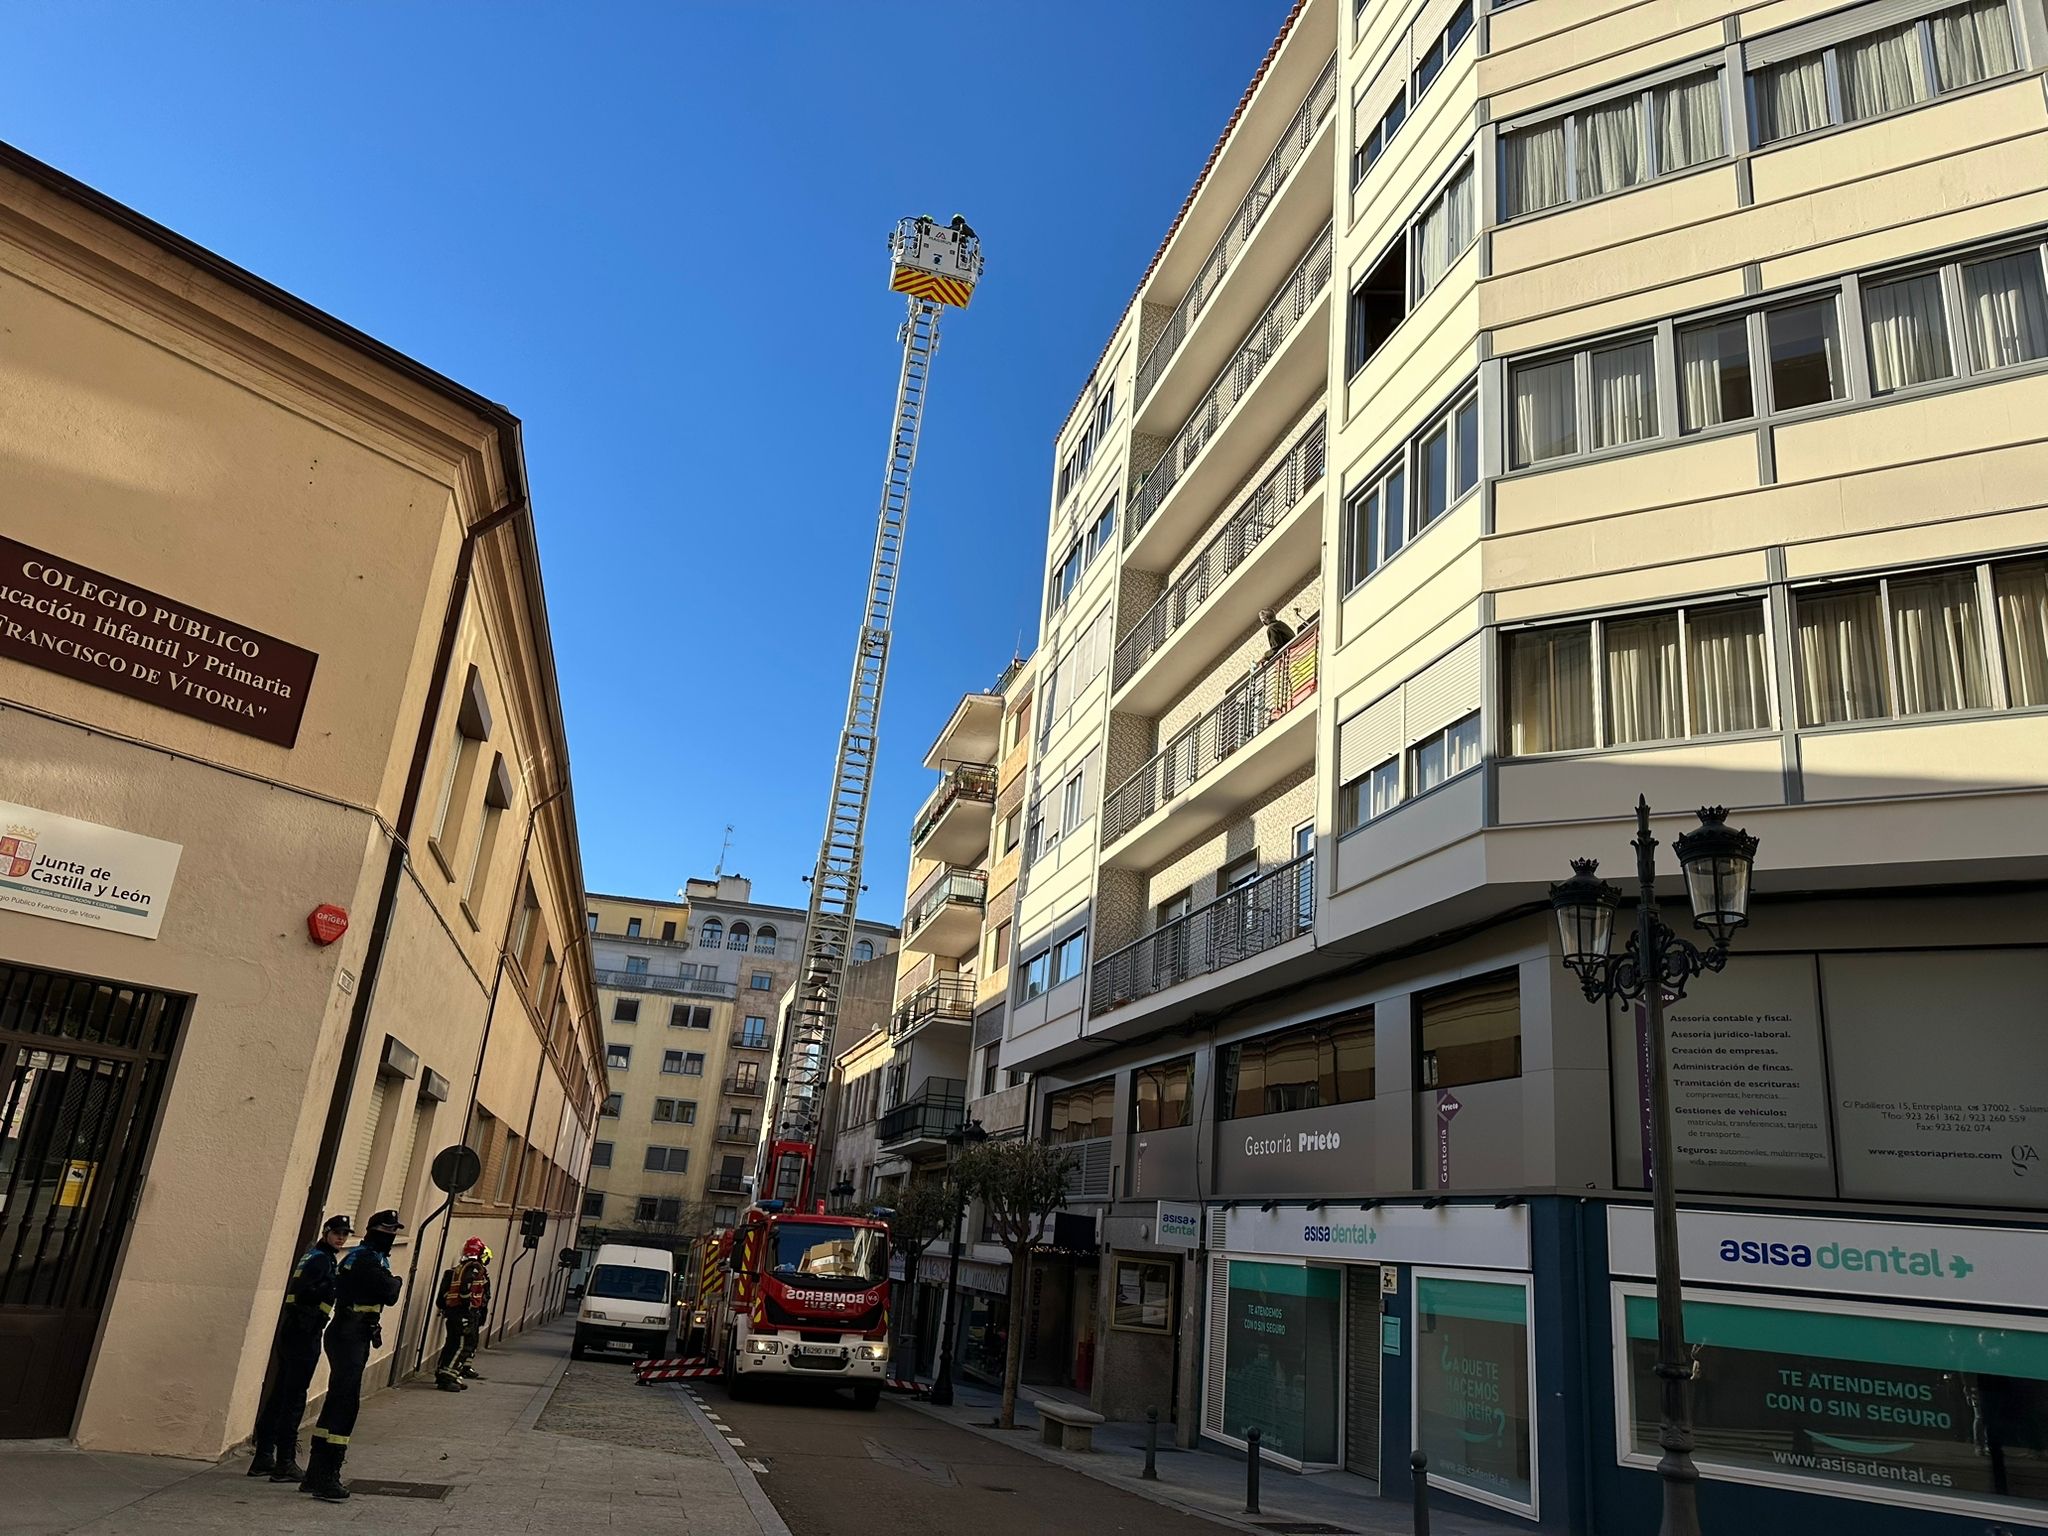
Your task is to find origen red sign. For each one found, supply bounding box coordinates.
[308,904,349,946]
[0,535,319,748]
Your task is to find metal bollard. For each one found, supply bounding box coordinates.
[1142,1407,1159,1480]
[1411,1449,1431,1536]
[1245,1427,1262,1514]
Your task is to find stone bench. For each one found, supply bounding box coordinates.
[1035,1399,1106,1452]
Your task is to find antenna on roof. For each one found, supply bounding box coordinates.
[714,824,734,879]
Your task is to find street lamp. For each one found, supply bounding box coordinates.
[1549,798,1758,1536]
[927,1115,988,1407]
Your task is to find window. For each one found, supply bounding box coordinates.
[1419,970,1520,1089]
[581,1190,604,1218]
[698,918,722,948]
[592,1140,614,1167]
[1794,568,2001,724]
[1061,766,1087,831]
[1352,92,1406,185]
[1508,600,1771,752]
[460,753,510,911]
[749,971,773,991]
[1764,297,1844,410]
[990,920,1011,969]
[669,1004,710,1029]
[1020,948,1052,1001]
[1347,238,1407,374]
[1219,1007,1376,1118]
[1501,67,1726,220]
[660,919,676,941]
[1000,807,1022,854]
[626,917,642,937]
[1411,0,1473,99]
[612,999,640,1025]
[1510,333,1657,466]
[653,1097,697,1123]
[624,955,649,975]
[430,667,489,856]
[755,924,778,953]
[1004,699,1032,754]
[643,1145,689,1174]
[1676,315,1753,431]
[1412,162,1476,300]
[684,1052,707,1076]
[606,1044,631,1069]
[1408,712,1482,795]
[732,1062,761,1090]
[585,910,597,932]
[714,1204,740,1227]
[1339,756,1402,832]
[1088,497,1117,558]
[1052,931,1087,986]
[636,1196,684,1224]
[1132,1057,1194,1132]
[728,922,750,951]
[1341,385,1478,591]
[854,939,875,963]
[981,1047,999,1097]
[1751,1,2020,145]
[599,1094,621,1119]
[1996,558,2048,706]
[1047,1079,1115,1143]
[661,1049,687,1074]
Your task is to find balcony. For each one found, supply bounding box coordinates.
[713,1122,756,1147]
[1125,224,1333,574]
[924,692,1004,771]
[877,1079,967,1151]
[1113,416,1325,714]
[723,1074,766,1098]
[705,1175,750,1198]
[1100,622,1319,870]
[891,972,976,1042]
[1090,852,1313,1019]
[910,762,998,865]
[729,1030,770,1051]
[594,968,737,999]
[903,865,986,957]
[1137,55,1338,415]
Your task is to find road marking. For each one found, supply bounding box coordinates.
[745,1458,769,1474]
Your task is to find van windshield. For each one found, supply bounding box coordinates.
[588,1263,669,1304]
[769,1222,888,1288]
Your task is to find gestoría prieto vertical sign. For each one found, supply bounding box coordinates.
[0,535,319,747]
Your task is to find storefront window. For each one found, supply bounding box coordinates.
[962,1290,1009,1381]
[1221,1261,1341,1464]
[1619,1288,2048,1521]
[1048,1078,1115,1142]
[1218,1007,1376,1119]
[1113,1258,1175,1333]
[1133,1057,1194,1132]
[1417,971,1520,1090]
[1415,1273,1536,1513]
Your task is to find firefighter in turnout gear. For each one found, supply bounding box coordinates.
[249,1214,352,1482]
[301,1209,404,1502]
[434,1238,492,1390]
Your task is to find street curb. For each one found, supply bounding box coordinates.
[512,1345,573,1435]
[665,1383,794,1536]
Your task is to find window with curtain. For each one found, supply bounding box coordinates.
[1342,385,1476,592]
[1753,54,1829,142]
[1889,569,1990,714]
[1048,1080,1115,1142]
[1501,67,1725,220]
[1507,626,1595,752]
[1576,96,1644,200]
[1591,338,1659,448]
[1750,2,2021,144]
[1218,1008,1375,1119]
[1503,118,1566,216]
[1840,21,1929,121]
[1656,73,1725,170]
[1339,757,1403,832]
[1413,163,1476,299]
[1511,355,1577,465]
[1133,1058,1194,1132]
[1931,0,2017,89]
[1687,603,1773,734]
[1409,713,1481,794]
[1795,584,1892,724]
[1995,559,2048,707]
[1603,612,1682,744]
[1864,271,1954,392]
[1960,249,2048,370]
[1677,315,1755,432]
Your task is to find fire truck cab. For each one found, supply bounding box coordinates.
[713,1199,892,1408]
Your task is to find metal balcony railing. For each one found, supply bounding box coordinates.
[1089,851,1314,1017]
[910,763,998,849]
[595,931,690,950]
[723,1075,766,1097]
[713,1122,755,1145]
[877,1080,967,1145]
[705,1176,749,1197]
[729,1030,770,1051]
[1137,56,1339,405]
[1100,622,1320,846]
[905,866,987,936]
[891,973,977,1040]
[593,968,737,999]
[1113,417,1326,691]
[1127,226,1334,553]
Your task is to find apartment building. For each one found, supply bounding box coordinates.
[580,877,895,1259]
[0,142,601,1456]
[1000,1,2048,1530]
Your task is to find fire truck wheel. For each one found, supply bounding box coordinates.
[853,1384,881,1411]
[724,1343,750,1400]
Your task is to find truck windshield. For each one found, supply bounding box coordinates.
[769,1223,887,1286]
[587,1264,670,1304]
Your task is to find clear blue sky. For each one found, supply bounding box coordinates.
[7,1,1291,920]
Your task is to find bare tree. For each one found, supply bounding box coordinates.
[884,1176,957,1374]
[957,1140,1076,1428]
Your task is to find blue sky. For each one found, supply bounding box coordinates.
[8,1,1291,920]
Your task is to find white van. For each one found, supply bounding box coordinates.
[571,1244,677,1360]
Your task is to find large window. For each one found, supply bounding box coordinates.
[1793,566,2008,723]
[1052,930,1087,986]
[1418,970,1519,1090]
[1412,163,1476,300]
[1047,1079,1115,1143]
[1339,711,1480,834]
[754,924,778,954]
[1417,1274,1536,1514]
[1132,1056,1194,1132]
[1219,1007,1375,1119]
[669,1004,710,1029]
[643,1145,689,1174]
[1506,600,1773,752]
[652,1097,696,1124]
[1501,66,1725,219]
[1998,558,2048,705]
[1020,948,1051,1001]
[1342,385,1478,591]
[1510,333,1660,466]
[1751,0,2021,145]
[1352,93,1406,186]
[1221,1262,1341,1464]
[606,1044,632,1070]
[592,1140,614,1167]
[612,998,640,1024]
[1411,0,1473,101]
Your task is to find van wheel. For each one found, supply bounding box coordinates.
[853,1384,881,1411]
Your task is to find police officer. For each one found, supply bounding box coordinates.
[301,1208,404,1502]
[249,1214,352,1482]
[434,1238,492,1390]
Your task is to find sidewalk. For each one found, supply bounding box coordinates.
[0,1318,768,1535]
[900,1377,1500,1536]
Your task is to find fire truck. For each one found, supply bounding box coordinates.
[705,1140,893,1406]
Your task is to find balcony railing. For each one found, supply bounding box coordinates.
[910,763,998,849]
[1113,417,1325,691]
[1089,851,1314,1017]
[1100,621,1320,846]
[713,1122,755,1145]
[877,1080,967,1145]
[906,866,987,936]
[594,968,737,999]
[1137,56,1339,404]
[705,1176,749,1197]
[891,973,976,1040]
[730,1030,770,1051]
[594,930,690,950]
[1127,225,1333,553]
[724,1075,766,1097]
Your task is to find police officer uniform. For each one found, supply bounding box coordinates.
[250,1213,352,1482]
[301,1208,404,1502]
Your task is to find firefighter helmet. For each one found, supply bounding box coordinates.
[462,1237,487,1260]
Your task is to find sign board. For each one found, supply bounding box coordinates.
[0,799,182,940]
[1155,1201,1201,1249]
[1219,1201,1529,1271]
[1606,1204,2048,1311]
[0,534,319,747]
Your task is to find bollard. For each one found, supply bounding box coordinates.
[1245,1427,1262,1514]
[1411,1449,1431,1536]
[1142,1407,1159,1480]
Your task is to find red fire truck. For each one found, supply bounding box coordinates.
[706,1140,893,1407]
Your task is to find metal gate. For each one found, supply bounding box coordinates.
[1344,1265,1382,1482]
[0,962,185,1438]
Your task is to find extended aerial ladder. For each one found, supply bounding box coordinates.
[760,216,984,1208]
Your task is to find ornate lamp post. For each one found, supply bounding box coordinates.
[1549,798,1759,1536]
[927,1116,987,1407]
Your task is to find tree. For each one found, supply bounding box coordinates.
[957,1139,1077,1428]
[884,1175,957,1373]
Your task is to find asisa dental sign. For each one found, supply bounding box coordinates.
[1607,1206,2040,1309]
